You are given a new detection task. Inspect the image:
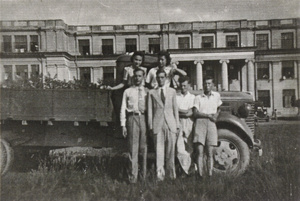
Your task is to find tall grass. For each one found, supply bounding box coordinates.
[1,123,299,201]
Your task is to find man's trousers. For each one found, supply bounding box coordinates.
[126,114,147,183]
[153,121,176,181]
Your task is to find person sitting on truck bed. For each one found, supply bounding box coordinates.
[120,67,148,183]
[107,51,147,90]
[145,50,186,89]
[176,76,195,175]
[193,76,222,179]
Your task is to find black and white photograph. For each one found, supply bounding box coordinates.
[0,0,299,200]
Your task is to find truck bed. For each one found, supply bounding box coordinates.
[1,88,113,122]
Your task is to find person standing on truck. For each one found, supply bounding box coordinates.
[147,69,180,181]
[145,51,186,89]
[176,76,195,175]
[193,76,222,178]
[107,51,147,90]
[120,68,148,183]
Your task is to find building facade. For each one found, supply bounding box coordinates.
[0,18,299,117]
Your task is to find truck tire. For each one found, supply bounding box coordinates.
[1,139,14,175]
[213,129,250,175]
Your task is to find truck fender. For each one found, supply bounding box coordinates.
[216,112,254,148]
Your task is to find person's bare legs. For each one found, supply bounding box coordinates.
[206,145,214,176]
[195,143,204,178]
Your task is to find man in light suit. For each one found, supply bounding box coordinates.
[147,69,180,181]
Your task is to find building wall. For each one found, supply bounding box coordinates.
[0,18,299,117]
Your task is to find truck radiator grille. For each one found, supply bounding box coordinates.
[245,103,255,134]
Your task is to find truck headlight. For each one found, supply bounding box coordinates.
[238,103,251,118]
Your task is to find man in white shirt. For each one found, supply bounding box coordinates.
[147,69,180,181]
[176,76,195,175]
[193,76,222,178]
[120,68,148,183]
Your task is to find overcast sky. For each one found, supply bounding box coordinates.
[0,0,299,25]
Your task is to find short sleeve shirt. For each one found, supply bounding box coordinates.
[123,66,147,86]
[145,66,173,88]
[176,92,195,111]
[193,91,222,114]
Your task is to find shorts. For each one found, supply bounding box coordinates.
[193,118,218,146]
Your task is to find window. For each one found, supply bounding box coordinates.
[102,39,114,55]
[31,64,39,77]
[125,39,137,53]
[202,36,214,48]
[178,37,190,49]
[103,67,114,80]
[283,89,295,108]
[30,35,39,52]
[79,67,91,82]
[226,35,238,48]
[282,61,294,79]
[149,38,160,53]
[281,33,294,49]
[2,36,12,52]
[15,65,28,79]
[258,90,271,107]
[15,35,27,52]
[78,39,90,55]
[3,65,12,80]
[257,63,269,80]
[256,34,268,49]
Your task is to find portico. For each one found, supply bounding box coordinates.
[169,48,256,93]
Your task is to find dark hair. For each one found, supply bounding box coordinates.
[156,69,167,77]
[130,51,145,63]
[179,76,190,84]
[133,67,145,76]
[158,50,171,66]
[204,76,214,83]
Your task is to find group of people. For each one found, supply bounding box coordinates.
[107,51,222,183]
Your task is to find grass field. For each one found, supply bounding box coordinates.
[1,122,299,201]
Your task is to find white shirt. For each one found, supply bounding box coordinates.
[146,66,173,88]
[120,86,147,126]
[176,91,195,111]
[193,91,222,114]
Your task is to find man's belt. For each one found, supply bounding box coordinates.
[127,111,146,116]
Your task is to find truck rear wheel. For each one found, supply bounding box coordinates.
[213,129,250,175]
[1,139,14,175]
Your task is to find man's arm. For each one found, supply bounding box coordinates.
[120,90,128,137]
[172,90,180,130]
[179,108,193,118]
[147,92,153,132]
[193,107,210,119]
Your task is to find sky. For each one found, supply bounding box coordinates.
[0,0,299,25]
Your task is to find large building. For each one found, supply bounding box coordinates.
[0,18,299,117]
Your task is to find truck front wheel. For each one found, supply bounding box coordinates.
[213,129,250,175]
[1,139,14,175]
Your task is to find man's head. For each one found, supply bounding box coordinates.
[179,76,190,95]
[156,69,167,87]
[158,51,171,68]
[203,76,214,94]
[131,51,144,67]
[134,68,145,86]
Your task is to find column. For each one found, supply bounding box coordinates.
[220,60,229,91]
[194,60,204,90]
[246,59,255,93]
